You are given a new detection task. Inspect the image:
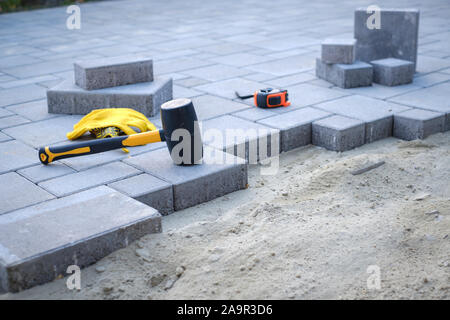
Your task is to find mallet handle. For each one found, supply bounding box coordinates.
[38,130,164,165]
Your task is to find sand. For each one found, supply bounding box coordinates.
[2,132,449,300]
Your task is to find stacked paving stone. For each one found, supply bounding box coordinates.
[47,55,173,116]
[370,58,415,86]
[316,38,373,88]
[317,8,420,89]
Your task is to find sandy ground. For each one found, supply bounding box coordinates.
[2,132,449,300]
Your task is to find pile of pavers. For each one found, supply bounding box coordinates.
[316,8,419,89]
[47,55,173,116]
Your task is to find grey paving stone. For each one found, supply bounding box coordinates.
[182,64,252,82]
[252,35,321,51]
[413,72,450,88]
[315,95,411,143]
[440,67,450,75]
[87,44,148,57]
[333,82,421,100]
[0,108,14,118]
[416,55,450,74]
[266,48,312,60]
[321,38,356,64]
[284,83,348,110]
[232,107,278,122]
[174,77,210,88]
[208,52,274,67]
[312,115,366,151]
[316,58,373,89]
[1,58,73,78]
[0,45,39,56]
[17,163,76,183]
[0,55,43,69]
[0,75,16,83]
[257,107,331,152]
[154,57,213,75]
[220,33,268,44]
[196,78,268,100]
[172,85,203,99]
[0,172,55,215]
[0,186,161,293]
[39,162,141,197]
[0,84,47,108]
[0,140,39,174]
[307,78,335,88]
[419,50,450,59]
[109,173,173,215]
[0,115,30,130]
[124,147,247,211]
[266,72,316,87]
[56,138,165,172]
[47,77,172,117]
[56,147,129,171]
[389,83,450,131]
[0,132,12,142]
[153,37,218,51]
[3,115,83,148]
[242,72,278,82]
[199,42,257,55]
[38,79,64,89]
[354,8,420,70]
[245,54,316,76]
[201,115,280,163]
[393,109,445,140]
[370,58,414,86]
[74,55,153,90]
[190,95,250,120]
[5,99,58,121]
[0,74,59,89]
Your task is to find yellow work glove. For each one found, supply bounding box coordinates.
[67,108,157,140]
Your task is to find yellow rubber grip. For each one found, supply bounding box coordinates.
[122,130,162,146]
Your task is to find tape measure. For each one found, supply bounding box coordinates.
[235,88,290,108]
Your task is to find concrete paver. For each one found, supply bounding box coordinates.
[0,186,161,293]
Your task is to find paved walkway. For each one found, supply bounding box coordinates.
[1,0,450,214]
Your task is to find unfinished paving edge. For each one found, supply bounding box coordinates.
[257,107,331,152]
[312,115,366,152]
[393,109,445,140]
[0,186,162,293]
[124,147,248,211]
[108,173,174,215]
[201,115,281,163]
